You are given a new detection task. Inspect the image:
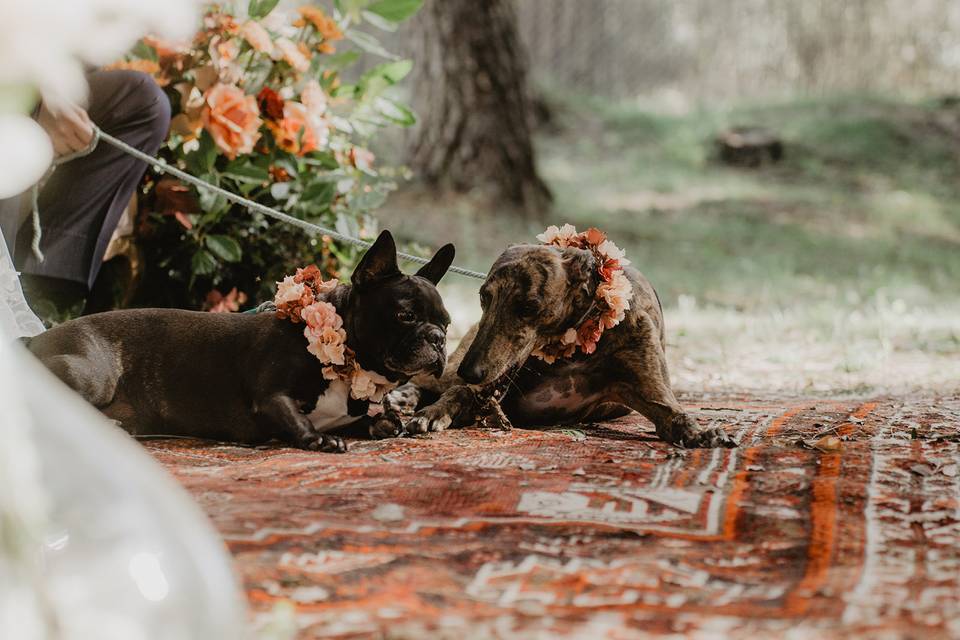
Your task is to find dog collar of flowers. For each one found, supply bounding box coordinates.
[530,224,633,363]
[274,265,395,409]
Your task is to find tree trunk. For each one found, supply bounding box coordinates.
[406,0,552,217]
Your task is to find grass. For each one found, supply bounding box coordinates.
[376,92,960,394]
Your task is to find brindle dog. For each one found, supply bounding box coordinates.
[389,243,736,448]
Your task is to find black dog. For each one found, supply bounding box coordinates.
[26,231,454,451]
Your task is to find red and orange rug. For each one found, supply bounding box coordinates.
[146,395,960,638]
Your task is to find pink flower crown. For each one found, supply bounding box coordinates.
[530,224,633,363]
[274,266,395,405]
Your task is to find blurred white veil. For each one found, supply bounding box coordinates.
[0,1,250,638]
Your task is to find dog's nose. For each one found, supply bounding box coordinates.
[458,360,485,384]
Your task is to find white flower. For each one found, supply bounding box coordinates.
[536,223,578,248]
[596,239,631,266]
[274,276,305,306]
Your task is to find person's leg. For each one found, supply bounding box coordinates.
[16,70,170,318]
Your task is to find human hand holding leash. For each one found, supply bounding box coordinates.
[37,101,94,157]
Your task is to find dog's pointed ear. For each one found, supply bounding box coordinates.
[415,243,456,285]
[352,230,401,288]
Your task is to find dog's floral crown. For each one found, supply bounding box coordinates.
[530,224,632,363]
[274,265,395,405]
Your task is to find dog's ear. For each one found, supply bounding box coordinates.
[561,246,595,281]
[415,243,456,285]
[352,230,401,288]
[561,246,597,299]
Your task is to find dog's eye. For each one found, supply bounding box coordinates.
[396,310,415,323]
[516,300,539,318]
[480,289,491,309]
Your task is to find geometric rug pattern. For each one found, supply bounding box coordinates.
[146,395,960,638]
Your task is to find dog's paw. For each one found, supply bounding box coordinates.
[301,432,348,453]
[369,415,404,440]
[383,383,420,418]
[659,414,737,449]
[405,406,453,435]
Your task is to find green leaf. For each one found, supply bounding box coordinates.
[205,235,243,262]
[318,51,360,73]
[374,96,416,126]
[131,40,158,62]
[191,250,218,276]
[366,0,422,23]
[222,162,270,185]
[248,0,281,18]
[301,181,336,207]
[345,30,398,59]
[365,59,412,85]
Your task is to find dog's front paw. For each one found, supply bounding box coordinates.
[382,383,420,418]
[369,415,404,440]
[405,405,453,435]
[659,414,737,448]
[301,432,348,453]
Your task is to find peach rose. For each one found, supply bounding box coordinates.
[598,270,632,327]
[241,20,274,55]
[275,275,305,306]
[301,300,342,332]
[305,325,347,365]
[350,367,392,402]
[301,80,328,118]
[275,37,310,72]
[202,83,262,159]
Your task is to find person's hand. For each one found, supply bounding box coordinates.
[37,101,94,157]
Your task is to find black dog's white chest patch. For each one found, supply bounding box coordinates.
[307,380,362,432]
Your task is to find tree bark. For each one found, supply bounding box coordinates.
[406,0,552,217]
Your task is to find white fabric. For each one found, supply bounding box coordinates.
[1,220,245,639]
[0,223,43,338]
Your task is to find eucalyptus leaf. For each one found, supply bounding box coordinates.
[366,0,422,23]
[248,0,280,18]
[345,30,398,60]
[374,96,416,126]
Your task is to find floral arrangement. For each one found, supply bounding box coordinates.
[530,224,633,363]
[115,0,423,310]
[274,265,395,403]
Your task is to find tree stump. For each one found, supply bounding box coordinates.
[715,127,783,167]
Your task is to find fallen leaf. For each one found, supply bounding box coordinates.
[909,464,934,477]
[813,435,843,452]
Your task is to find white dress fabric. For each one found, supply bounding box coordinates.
[0,226,245,638]
[0,225,44,338]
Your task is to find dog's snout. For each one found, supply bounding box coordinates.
[427,327,445,349]
[458,360,485,384]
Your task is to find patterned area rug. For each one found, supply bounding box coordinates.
[146,395,960,639]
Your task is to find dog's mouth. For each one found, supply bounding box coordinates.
[384,347,446,378]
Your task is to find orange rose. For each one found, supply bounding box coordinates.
[269,101,320,156]
[296,6,344,41]
[201,83,262,160]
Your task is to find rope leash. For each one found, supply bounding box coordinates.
[50,125,488,281]
[30,127,102,262]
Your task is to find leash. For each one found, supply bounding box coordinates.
[36,125,488,280]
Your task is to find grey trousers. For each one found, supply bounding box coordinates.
[0,70,170,290]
